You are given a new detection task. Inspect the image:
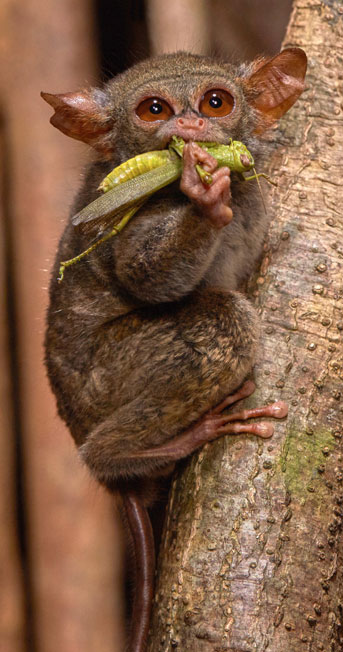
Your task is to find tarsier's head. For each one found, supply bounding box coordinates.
[42,48,307,162]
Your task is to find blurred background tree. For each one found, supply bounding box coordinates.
[0,1,293,650]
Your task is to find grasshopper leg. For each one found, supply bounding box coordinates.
[58,201,145,282]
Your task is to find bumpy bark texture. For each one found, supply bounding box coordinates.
[148,1,343,650]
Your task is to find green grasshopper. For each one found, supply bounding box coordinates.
[58,137,275,281]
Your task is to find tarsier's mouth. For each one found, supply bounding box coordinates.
[164,133,230,149]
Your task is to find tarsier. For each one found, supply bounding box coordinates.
[43,48,307,652]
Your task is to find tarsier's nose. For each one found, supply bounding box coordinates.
[176,116,205,131]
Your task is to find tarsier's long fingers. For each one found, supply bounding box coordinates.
[185,141,219,173]
[181,142,232,228]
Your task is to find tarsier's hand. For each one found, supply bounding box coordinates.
[180,142,232,229]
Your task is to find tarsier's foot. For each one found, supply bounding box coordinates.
[190,380,288,446]
[114,381,288,466]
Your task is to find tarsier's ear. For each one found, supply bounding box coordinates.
[244,47,307,133]
[41,89,114,155]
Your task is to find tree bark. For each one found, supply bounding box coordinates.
[148,1,343,650]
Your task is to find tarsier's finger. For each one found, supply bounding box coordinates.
[214,169,231,206]
[221,175,232,208]
[183,142,218,173]
[200,174,230,205]
[201,164,231,190]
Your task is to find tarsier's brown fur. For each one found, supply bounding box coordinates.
[43,49,306,651]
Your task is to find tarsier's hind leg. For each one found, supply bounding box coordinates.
[79,289,287,490]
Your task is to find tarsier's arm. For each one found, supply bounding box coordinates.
[113,143,231,303]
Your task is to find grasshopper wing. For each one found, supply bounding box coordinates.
[72,160,182,235]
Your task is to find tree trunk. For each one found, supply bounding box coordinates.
[148,1,343,650]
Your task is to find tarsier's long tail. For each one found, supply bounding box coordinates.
[122,492,155,652]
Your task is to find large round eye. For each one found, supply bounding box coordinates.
[199,89,234,117]
[135,97,174,122]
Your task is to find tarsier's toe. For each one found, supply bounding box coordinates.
[217,421,274,438]
[253,422,275,438]
[268,401,288,418]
